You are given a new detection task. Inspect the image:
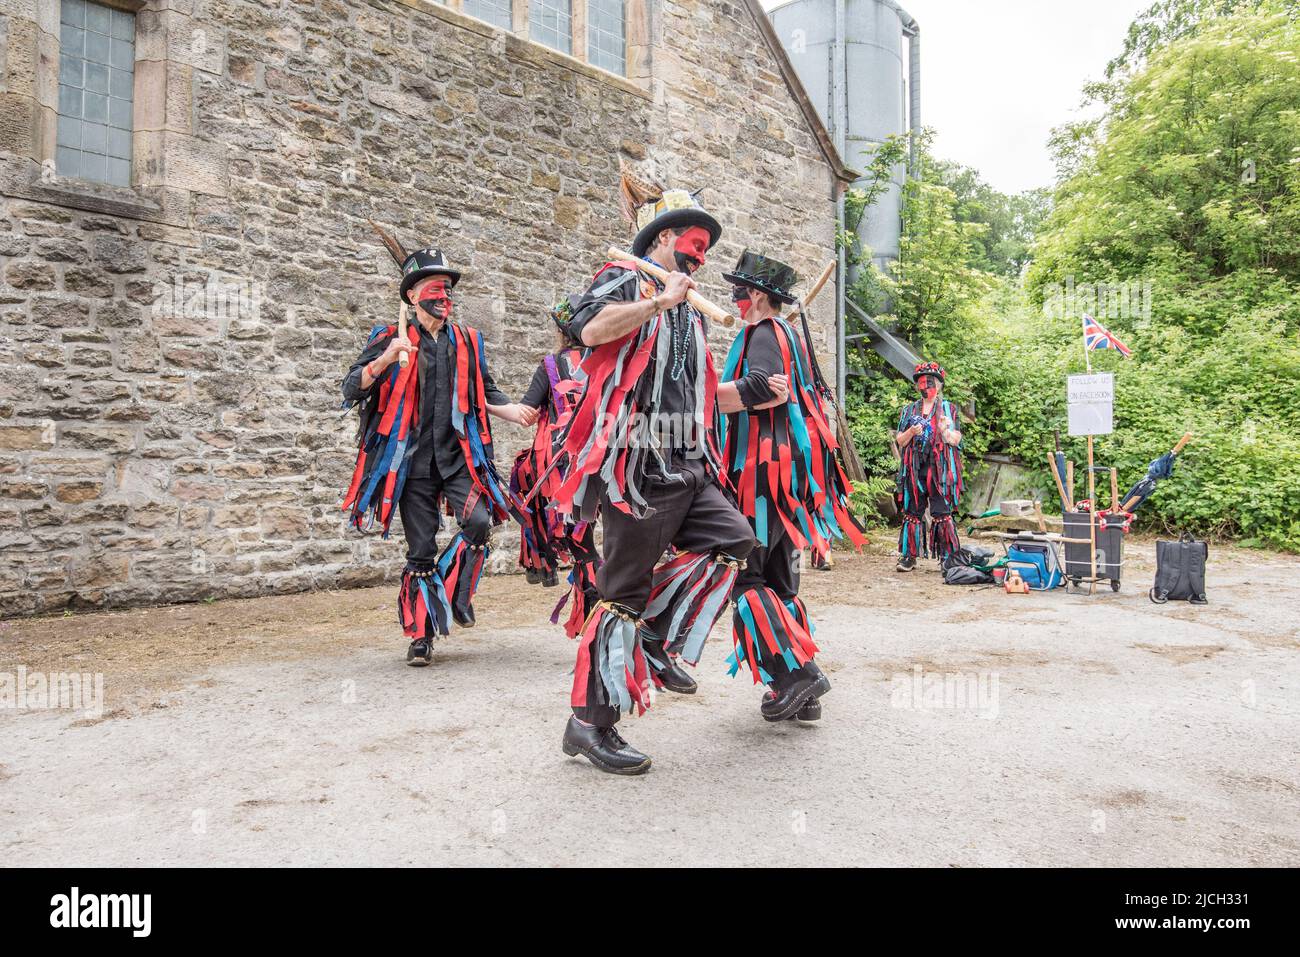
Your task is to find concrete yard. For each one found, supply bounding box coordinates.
[1,542,1297,867]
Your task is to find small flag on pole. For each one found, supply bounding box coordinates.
[1082,314,1133,357]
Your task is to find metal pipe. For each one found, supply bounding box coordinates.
[834,0,847,400]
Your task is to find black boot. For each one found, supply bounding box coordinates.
[803,659,832,699]
[561,717,651,775]
[525,567,542,585]
[542,569,560,588]
[656,658,697,695]
[787,696,822,721]
[406,638,433,667]
[452,604,476,628]
[760,669,828,722]
[896,555,917,572]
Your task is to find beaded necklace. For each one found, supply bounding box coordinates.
[642,258,691,383]
[667,305,691,382]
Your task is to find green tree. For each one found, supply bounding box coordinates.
[1024,3,1300,548]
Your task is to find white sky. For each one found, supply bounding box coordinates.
[763,0,1152,195]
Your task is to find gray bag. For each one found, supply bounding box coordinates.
[1150,533,1208,604]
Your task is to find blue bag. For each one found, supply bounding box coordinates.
[1005,539,1063,591]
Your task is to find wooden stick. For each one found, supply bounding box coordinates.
[398,302,409,369]
[606,246,733,327]
[1047,451,1069,513]
[1087,435,1097,594]
[972,530,1093,545]
[1034,500,1046,533]
[1110,467,1119,512]
[786,260,836,319]
[1066,461,1075,511]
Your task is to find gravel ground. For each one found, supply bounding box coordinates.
[1,541,1297,867]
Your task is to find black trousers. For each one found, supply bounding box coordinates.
[734,521,799,602]
[398,464,492,566]
[904,490,952,520]
[573,456,756,727]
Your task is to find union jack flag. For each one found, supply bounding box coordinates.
[1082,314,1132,357]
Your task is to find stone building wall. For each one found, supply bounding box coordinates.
[0,0,844,617]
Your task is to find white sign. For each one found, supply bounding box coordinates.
[1067,373,1113,436]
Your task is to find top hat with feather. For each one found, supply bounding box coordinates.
[369,220,461,302]
[619,167,722,258]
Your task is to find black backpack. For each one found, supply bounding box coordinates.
[1150,533,1208,604]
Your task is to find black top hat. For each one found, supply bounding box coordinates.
[398,248,461,302]
[630,189,722,258]
[722,250,799,305]
[912,361,946,383]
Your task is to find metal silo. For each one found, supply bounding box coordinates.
[769,0,921,388]
[769,0,919,274]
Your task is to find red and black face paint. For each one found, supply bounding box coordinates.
[672,226,711,274]
[415,278,453,322]
[917,374,940,399]
[731,284,754,320]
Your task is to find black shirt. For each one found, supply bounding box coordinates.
[566,264,705,460]
[732,320,781,409]
[342,321,509,479]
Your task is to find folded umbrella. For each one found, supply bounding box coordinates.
[1121,433,1192,512]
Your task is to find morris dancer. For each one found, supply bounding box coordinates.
[895,361,964,571]
[342,243,536,665]
[718,250,868,722]
[510,300,600,638]
[555,176,756,775]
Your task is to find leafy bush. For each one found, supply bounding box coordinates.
[836,2,1299,551]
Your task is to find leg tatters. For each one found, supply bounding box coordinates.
[438,532,489,623]
[899,514,927,559]
[929,514,960,560]
[571,602,652,717]
[642,551,743,666]
[398,563,452,639]
[726,586,819,685]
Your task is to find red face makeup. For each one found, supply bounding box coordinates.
[917,375,939,398]
[416,278,453,321]
[672,226,711,274]
[731,285,753,320]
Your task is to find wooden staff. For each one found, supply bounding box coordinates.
[606,246,733,327]
[1047,450,1069,513]
[397,302,410,369]
[1109,467,1119,512]
[974,530,1094,546]
[786,260,836,320]
[786,258,867,484]
[1066,461,1075,511]
[1087,436,1097,593]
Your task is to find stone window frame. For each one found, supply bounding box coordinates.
[3,0,225,227]
[427,0,651,89]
